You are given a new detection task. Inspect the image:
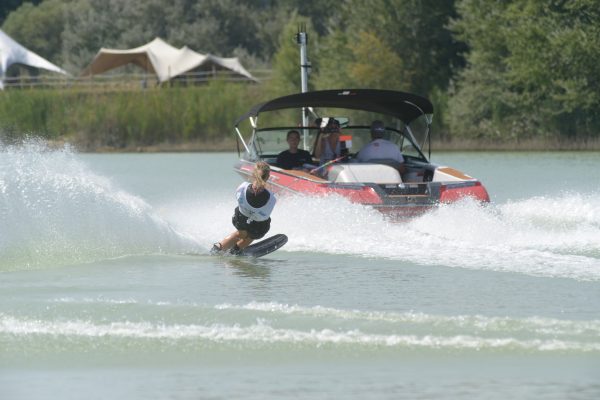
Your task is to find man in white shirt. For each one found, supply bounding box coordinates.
[356,120,405,173]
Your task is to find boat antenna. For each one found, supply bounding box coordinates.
[296,23,311,149]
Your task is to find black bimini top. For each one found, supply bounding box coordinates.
[235,89,433,126]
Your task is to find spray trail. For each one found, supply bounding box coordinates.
[0,139,197,270]
[167,191,600,281]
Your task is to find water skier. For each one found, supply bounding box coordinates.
[211,161,276,255]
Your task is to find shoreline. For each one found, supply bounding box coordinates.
[69,137,600,153]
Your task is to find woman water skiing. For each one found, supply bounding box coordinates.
[211,161,276,255]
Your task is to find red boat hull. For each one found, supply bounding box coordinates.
[235,160,490,219]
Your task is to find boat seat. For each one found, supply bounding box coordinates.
[361,158,404,171]
[328,163,402,184]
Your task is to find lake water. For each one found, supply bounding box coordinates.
[1,140,599,399]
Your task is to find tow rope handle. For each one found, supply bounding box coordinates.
[309,154,348,175]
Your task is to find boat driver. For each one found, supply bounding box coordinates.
[356,120,406,173]
[276,129,314,170]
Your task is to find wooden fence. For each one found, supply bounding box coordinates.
[1,69,272,90]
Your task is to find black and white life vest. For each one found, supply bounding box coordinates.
[236,181,276,222]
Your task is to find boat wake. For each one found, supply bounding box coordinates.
[169,190,600,281]
[0,140,196,270]
[1,300,599,357]
[2,139,598,281]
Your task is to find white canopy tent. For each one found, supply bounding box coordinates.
[0,29,68,89]
[80,38,256,83]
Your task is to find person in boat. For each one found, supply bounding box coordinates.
[314,118,342,165]
[356,120,406,173]
[211,161,276,255]
[276,129,313,170]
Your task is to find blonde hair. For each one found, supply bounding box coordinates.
[252,161,270,191]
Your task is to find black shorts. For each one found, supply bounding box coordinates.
[232,207,271,239]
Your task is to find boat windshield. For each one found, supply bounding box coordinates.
[250,127,320,157]
[406,113,433,154]
[250,125,428,162]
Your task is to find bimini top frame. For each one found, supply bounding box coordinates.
[235,89,433,127]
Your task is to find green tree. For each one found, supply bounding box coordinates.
[62,0,130,72]
[62,0,278,71]
[348,31,410,90]
[342,0,465,95]
[449,0,600,139]
[1,0,66,66]
[0,0,42,25]
[313,0,464,135]
[268,16,319,96]
[313,28,354,89]
[277,0,339,36]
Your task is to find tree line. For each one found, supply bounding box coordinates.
[2,0,599,145]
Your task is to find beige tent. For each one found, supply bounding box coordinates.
[80,37,256,82]
[0,29,68,89]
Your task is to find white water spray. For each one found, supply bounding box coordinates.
[0,140,197,269]
[168,190,600,281]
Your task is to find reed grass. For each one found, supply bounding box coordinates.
[1,83,598,152]
[433,136,600,151]
[0,81,267,151]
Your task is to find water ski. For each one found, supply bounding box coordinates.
[238,234,287,258]
[210,234,287,258]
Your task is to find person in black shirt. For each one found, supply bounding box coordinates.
[276,130,313,170]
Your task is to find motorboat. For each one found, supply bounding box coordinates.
[233,88,490,219]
